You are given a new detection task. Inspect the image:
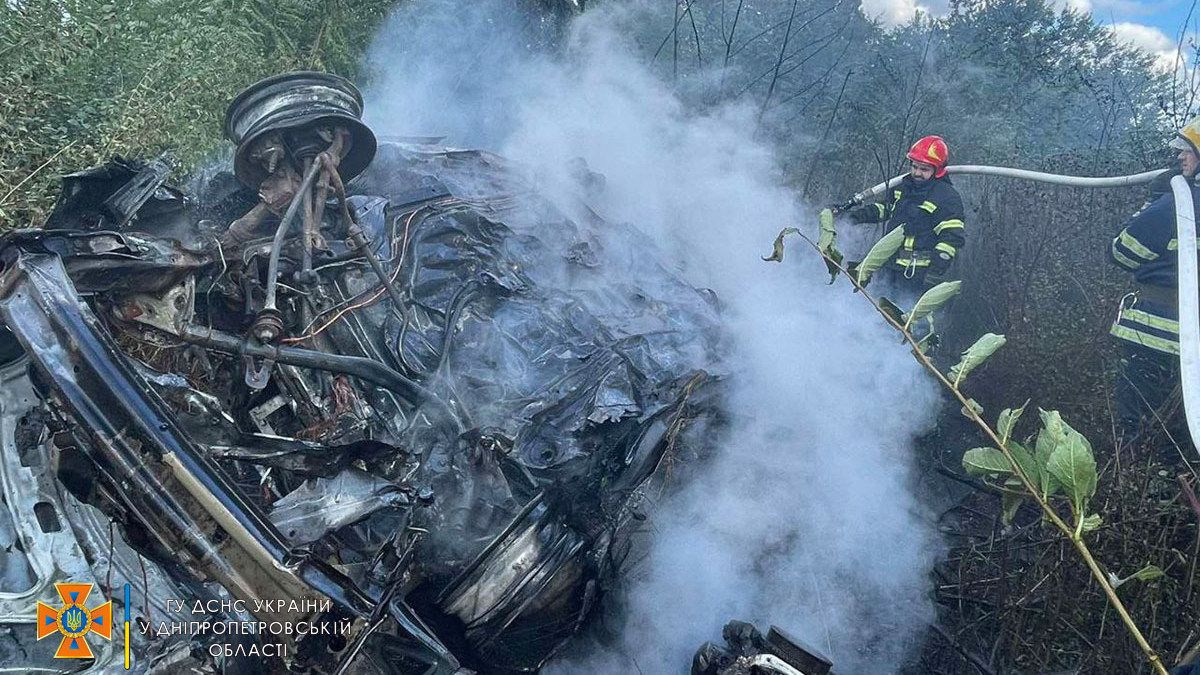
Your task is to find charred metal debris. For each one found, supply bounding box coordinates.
[0,71,756,674]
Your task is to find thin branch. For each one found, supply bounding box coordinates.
[790,232,1170,675]
[685,0,703,68]
[722,0,744,68]
[651,3,689,62]
[726,14,795,61]
[757,0,801,124]
[1172,0,1198,124]
[0,140,77,207]
[801,68,853,200]
[730,2,842,99]
[673,0,680,80]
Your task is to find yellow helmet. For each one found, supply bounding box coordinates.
[1170,117,1200,155]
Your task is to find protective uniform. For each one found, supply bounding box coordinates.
[1109,184,1199,455]
[849,136,966,292]
[1109,119,1200,458]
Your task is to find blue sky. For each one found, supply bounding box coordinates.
[862,0,1196,69]
[1100,0,1195,67]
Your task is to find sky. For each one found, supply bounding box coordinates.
[862,0,1198,72]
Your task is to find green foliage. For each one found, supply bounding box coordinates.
[856,224,905,285]
[959,397,983,418]
[1110,564,1167,589]
[1006,440,1041,493]
[962,447,1012,476]
[877,296,906,325]
[904,280,961,331]
[960,407,1102,536]
[762,226,800,262]
[1041,410,1098,525]
[997,401,1026,445]
[0,0,398,227]
[816,208,843,282]
[949,333,1006,387]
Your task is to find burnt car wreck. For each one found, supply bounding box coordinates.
[0,73,829,675]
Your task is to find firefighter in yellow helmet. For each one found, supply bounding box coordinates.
[1109,117,1200,463]
[846,135,967,296]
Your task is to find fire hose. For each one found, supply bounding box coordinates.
[842,165,1200,459]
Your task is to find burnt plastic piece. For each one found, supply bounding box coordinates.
[766,625,833,675]
[691,642,735,675]
[102,153,175,228]
[224,71,377,187]
[45,155,186,232]
[692,621,834,675]
[724,619,768,655]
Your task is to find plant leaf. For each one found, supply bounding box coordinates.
[816,209,843,283]
[960,398,983,419]
[949,333,1006,387]
[1007,440,1041,488]
[856,225,905,285]
[963,447,1013,477]
[998,400,1029,446]
[1001,491,1024,525]
[1113,564,1166,589]
[822,246,844,284]
[762,227,800,262]
[878,297,906,326]
[1044,416,1098,517]
[1132,564,1164,582]
[1033,411,1063,498]
[904,281,962,330]
[817,208,836,250]
[915,331,941,356]
[1081,514,1103,533]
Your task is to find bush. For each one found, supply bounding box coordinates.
[0,0,396,227]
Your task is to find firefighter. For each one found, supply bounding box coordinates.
[1109,117,1200,463]
[846,135,967,295]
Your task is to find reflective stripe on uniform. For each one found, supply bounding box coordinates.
[918,200,938,213]
[1121,307,1179,333]
[935,242,957,257]
[1110,305,1180,355]
[1111,244,1141,270]
[1166,238,1200,250]
[1110,324,1180,355]
[933,219,964,234]
[903,235,915,250]
[895,258,931,267]
[1118,230,1158,261]
[874,203,887,219]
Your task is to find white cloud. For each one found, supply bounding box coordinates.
[1111,22,1179,71]
[1112,22,1173,52]
[858,0,929,27]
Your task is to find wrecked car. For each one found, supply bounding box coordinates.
[0,71,730,674]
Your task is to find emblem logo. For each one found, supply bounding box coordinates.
[36,582,113,658]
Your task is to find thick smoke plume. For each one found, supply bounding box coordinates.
[363,2,943,672]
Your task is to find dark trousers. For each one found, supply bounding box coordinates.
[1115,341,1192,465]
[876,266,932,300]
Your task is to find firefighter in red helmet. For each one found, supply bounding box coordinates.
[847,135,966,294]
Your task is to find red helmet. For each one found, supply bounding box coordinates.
[907,135,949,178]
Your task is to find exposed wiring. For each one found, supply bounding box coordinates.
[283,203,429,344]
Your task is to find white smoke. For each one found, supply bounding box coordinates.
[363,2,943,672]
